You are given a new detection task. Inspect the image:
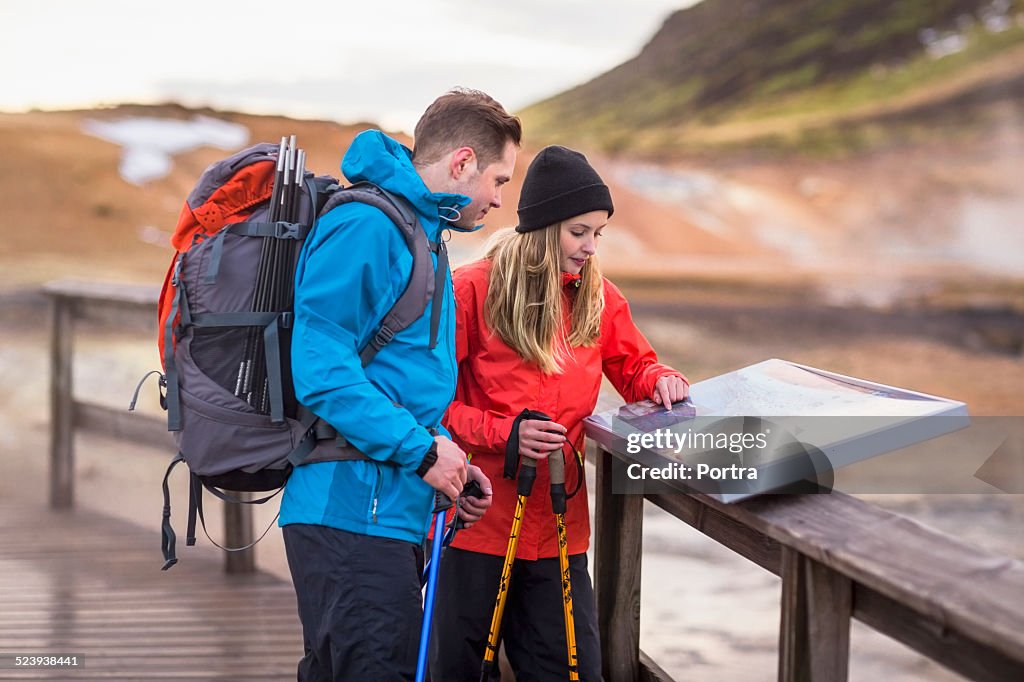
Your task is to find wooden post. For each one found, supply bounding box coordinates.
[224,498,256,573]
[49,296,74,509]
[779,547,852,682]
[594,447,644,682]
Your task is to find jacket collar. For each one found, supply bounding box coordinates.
[341,130,473,236]
[561,271,583,289]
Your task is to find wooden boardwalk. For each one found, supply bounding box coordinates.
[0,503,302,680]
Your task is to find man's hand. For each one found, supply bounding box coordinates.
[519,419,567,461]
[420,436,468,502]
[456,465,493,529]
[652,375,689,410]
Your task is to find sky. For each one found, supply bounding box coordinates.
[0,0,692,133]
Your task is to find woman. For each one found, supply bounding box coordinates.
[431,146,689,681]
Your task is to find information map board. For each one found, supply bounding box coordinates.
[584,359,970,502]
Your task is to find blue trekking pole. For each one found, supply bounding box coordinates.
[416,492,451,682]
[417,478,485,681]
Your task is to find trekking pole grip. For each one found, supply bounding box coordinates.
[434,490,454,513]
[549,450,567,514]
[517,457,538,497]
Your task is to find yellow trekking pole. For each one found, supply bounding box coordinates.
[549,449,579,680]
[480,457,537,681]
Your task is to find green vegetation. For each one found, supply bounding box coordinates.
[519,0,1024,159]
[732,20,1024,123]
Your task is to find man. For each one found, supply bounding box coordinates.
[281,88,522,681]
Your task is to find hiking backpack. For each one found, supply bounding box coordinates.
[131,139,450,570]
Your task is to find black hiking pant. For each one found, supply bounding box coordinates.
[429,547,603,681]
[283,523,424,681]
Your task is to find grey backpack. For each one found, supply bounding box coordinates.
[133,140,449,569]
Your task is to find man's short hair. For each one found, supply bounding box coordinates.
[413,88,522,169]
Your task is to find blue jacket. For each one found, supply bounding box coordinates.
[279,130,471,544]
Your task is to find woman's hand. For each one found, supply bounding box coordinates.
[519,419,567,461]
[456,465,493,528]
[652,375,689,410]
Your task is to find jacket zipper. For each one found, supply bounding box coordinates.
[445,274,457,390]
[369,462,383,524]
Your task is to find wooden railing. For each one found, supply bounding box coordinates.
[45,279,1024,679]
[587,426,1024,682]
[44,279,256,573]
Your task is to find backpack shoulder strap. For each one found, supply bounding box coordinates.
[319,183,438,367]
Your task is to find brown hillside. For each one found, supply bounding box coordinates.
[0,106,758,292]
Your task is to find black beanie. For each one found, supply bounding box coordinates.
[515,146,614,233]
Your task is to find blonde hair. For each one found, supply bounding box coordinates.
[483,225,604,373]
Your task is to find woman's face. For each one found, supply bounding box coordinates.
[558,210,608,274]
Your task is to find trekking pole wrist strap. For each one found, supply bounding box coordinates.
[504,408,552,480]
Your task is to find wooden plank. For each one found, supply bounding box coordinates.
[651,489,1024,674]
[646,493,781,574]
[224,498,256,574]
[41,279,157,338]
[591,434,1024,676]
[730,492,1024,666]
[49,296,74,509]
[42,279,161,307]
[601,447,1024,671]
[74,401,173,451]
[0,503,302,680]
[74,300,157,334]
[594,447,644,682]
[855,583,1024,682]
[639,649,677,682]
[778,547,851,682]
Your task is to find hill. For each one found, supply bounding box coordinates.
[520,0,1024,158]
[0,106,375,289]
[0,105,754,293]
[2,100,1020,311]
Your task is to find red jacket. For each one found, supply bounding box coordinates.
[444,259,686,560]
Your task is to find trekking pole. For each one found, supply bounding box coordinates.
[279,148,306,308]
[480,457,537,681]
[417,491,453,682]
[549,450,579,680]
[236,136,287,400]
[256,138,300,413]
[421,479,484,582]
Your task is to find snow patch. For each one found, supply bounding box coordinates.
[82,115,249,185]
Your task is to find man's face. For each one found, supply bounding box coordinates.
[451,141,517,229]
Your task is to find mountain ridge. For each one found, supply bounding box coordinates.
[520,0,1024,158]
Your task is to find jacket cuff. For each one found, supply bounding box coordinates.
[395,427,436,471]
[496,415,515,450]
[415,440,439,478]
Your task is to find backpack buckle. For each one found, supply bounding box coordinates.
[159,374,168,410]
[372,325,395,349]
[274,221,300,239]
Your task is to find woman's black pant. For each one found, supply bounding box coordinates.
[429,547,603,681]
